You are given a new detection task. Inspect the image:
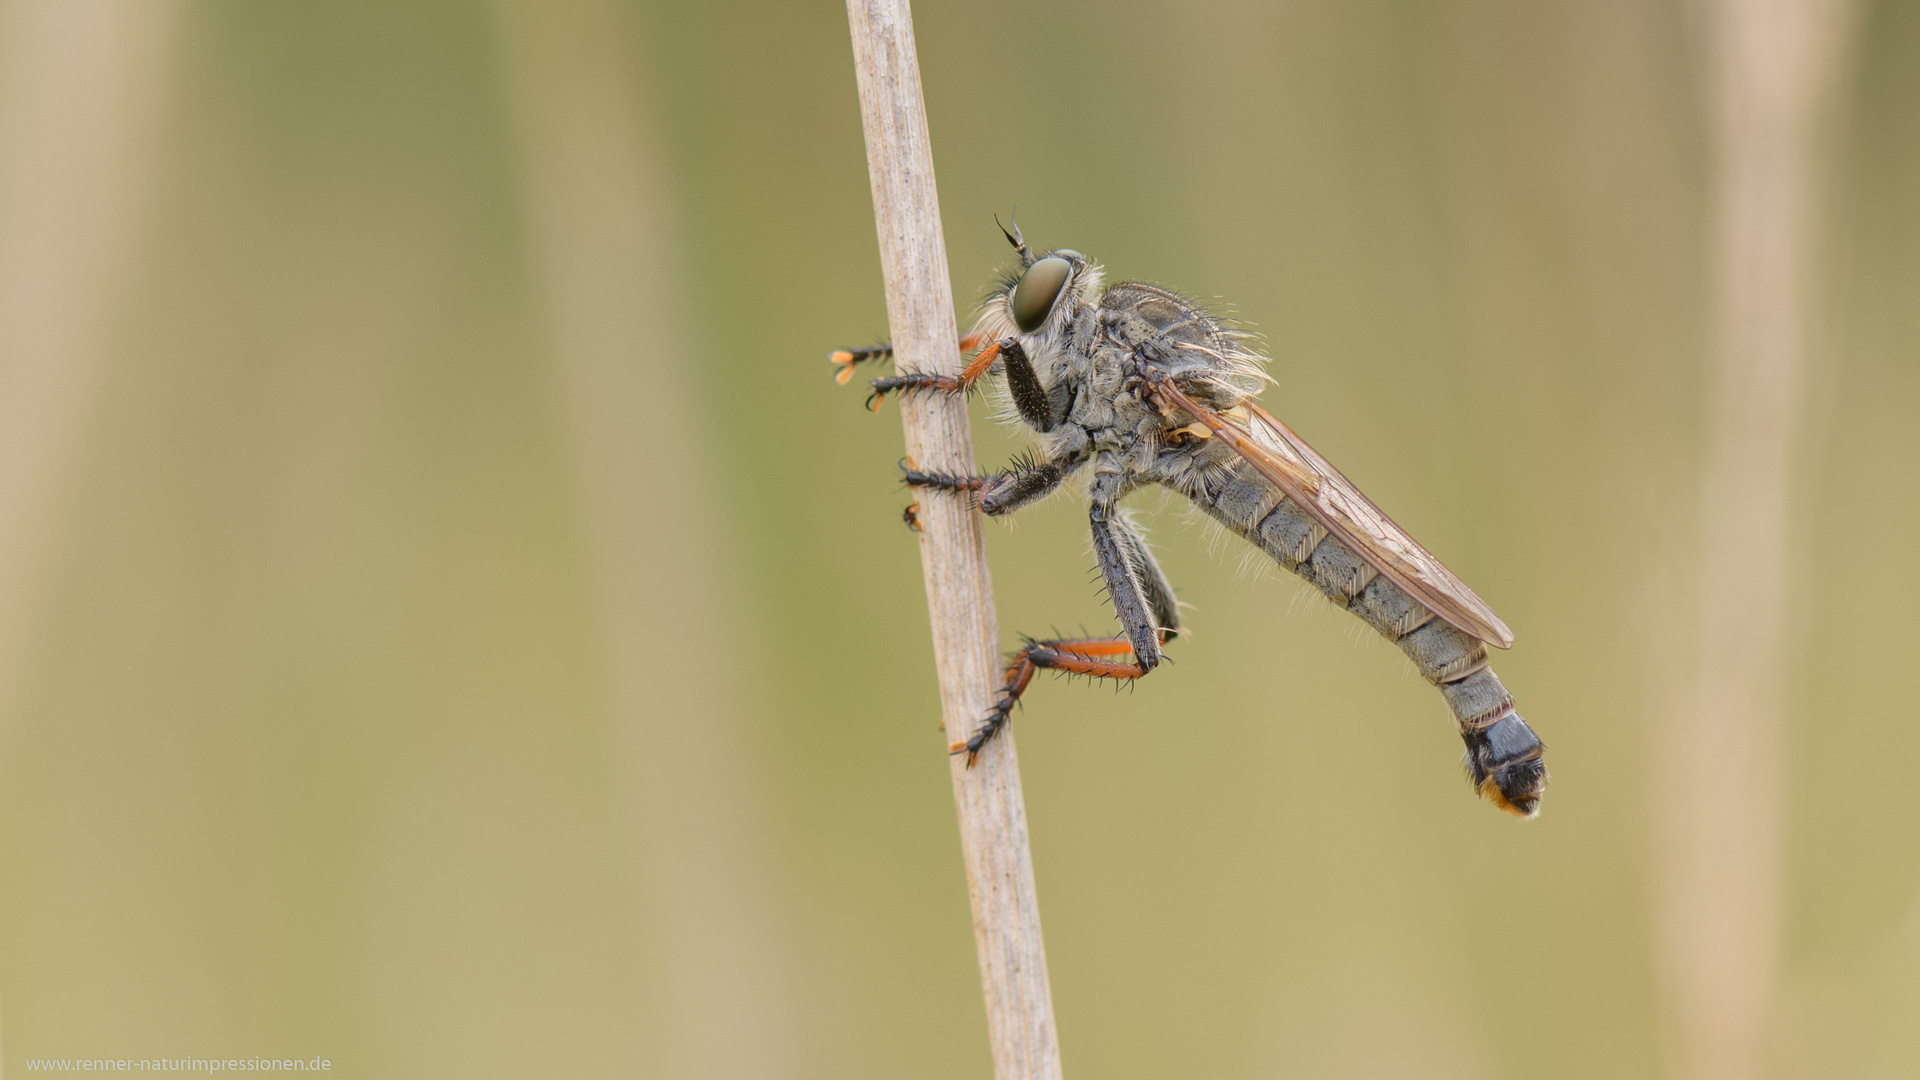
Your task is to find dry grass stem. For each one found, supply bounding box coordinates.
[844,2,1063,1077]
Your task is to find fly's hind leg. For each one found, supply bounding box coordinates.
[954,492,1182,764]
[952,635,1163,764]
[1089,479,1177,667]
[1109,509,1182,643]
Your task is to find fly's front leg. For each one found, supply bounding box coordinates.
[856,334,1061,428]
[952,634,1163,764]
[829,332,984,385]
[828,344,896,385]
[997,337,1067,431]
[862,336,1011,411]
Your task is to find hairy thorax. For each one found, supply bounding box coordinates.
[1060,283,1259,485]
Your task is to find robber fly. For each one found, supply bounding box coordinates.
[833,219,1548,817]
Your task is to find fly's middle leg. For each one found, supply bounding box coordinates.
[900,465,987,496]
[895,457,989,533]
[952,635,1162,764]
[897,451,1077,520]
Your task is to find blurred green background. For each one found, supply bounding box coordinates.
[1,1,1915,1077]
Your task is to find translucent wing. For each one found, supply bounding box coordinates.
[1151,377,1514,648]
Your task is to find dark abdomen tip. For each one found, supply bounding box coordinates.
[1462,712,1548,818]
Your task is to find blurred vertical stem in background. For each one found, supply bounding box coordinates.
[0,0,179,721]
[492,2,795,1076]
[0,2,179,1064]
[1662,1,1854,1078]
[844,2,1062,1078]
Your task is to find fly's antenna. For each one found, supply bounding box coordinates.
[997,208,1034,268]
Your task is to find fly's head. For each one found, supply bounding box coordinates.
[973,215,1104,356]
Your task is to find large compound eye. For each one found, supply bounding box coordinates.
[1010,256,1072,334]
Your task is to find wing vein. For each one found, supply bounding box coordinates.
[1149,376,1513,648]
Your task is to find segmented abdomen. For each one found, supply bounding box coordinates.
[1192,459,1548,816]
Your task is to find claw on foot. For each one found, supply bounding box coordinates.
[833,338,984,392]
[831,344,893,385]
